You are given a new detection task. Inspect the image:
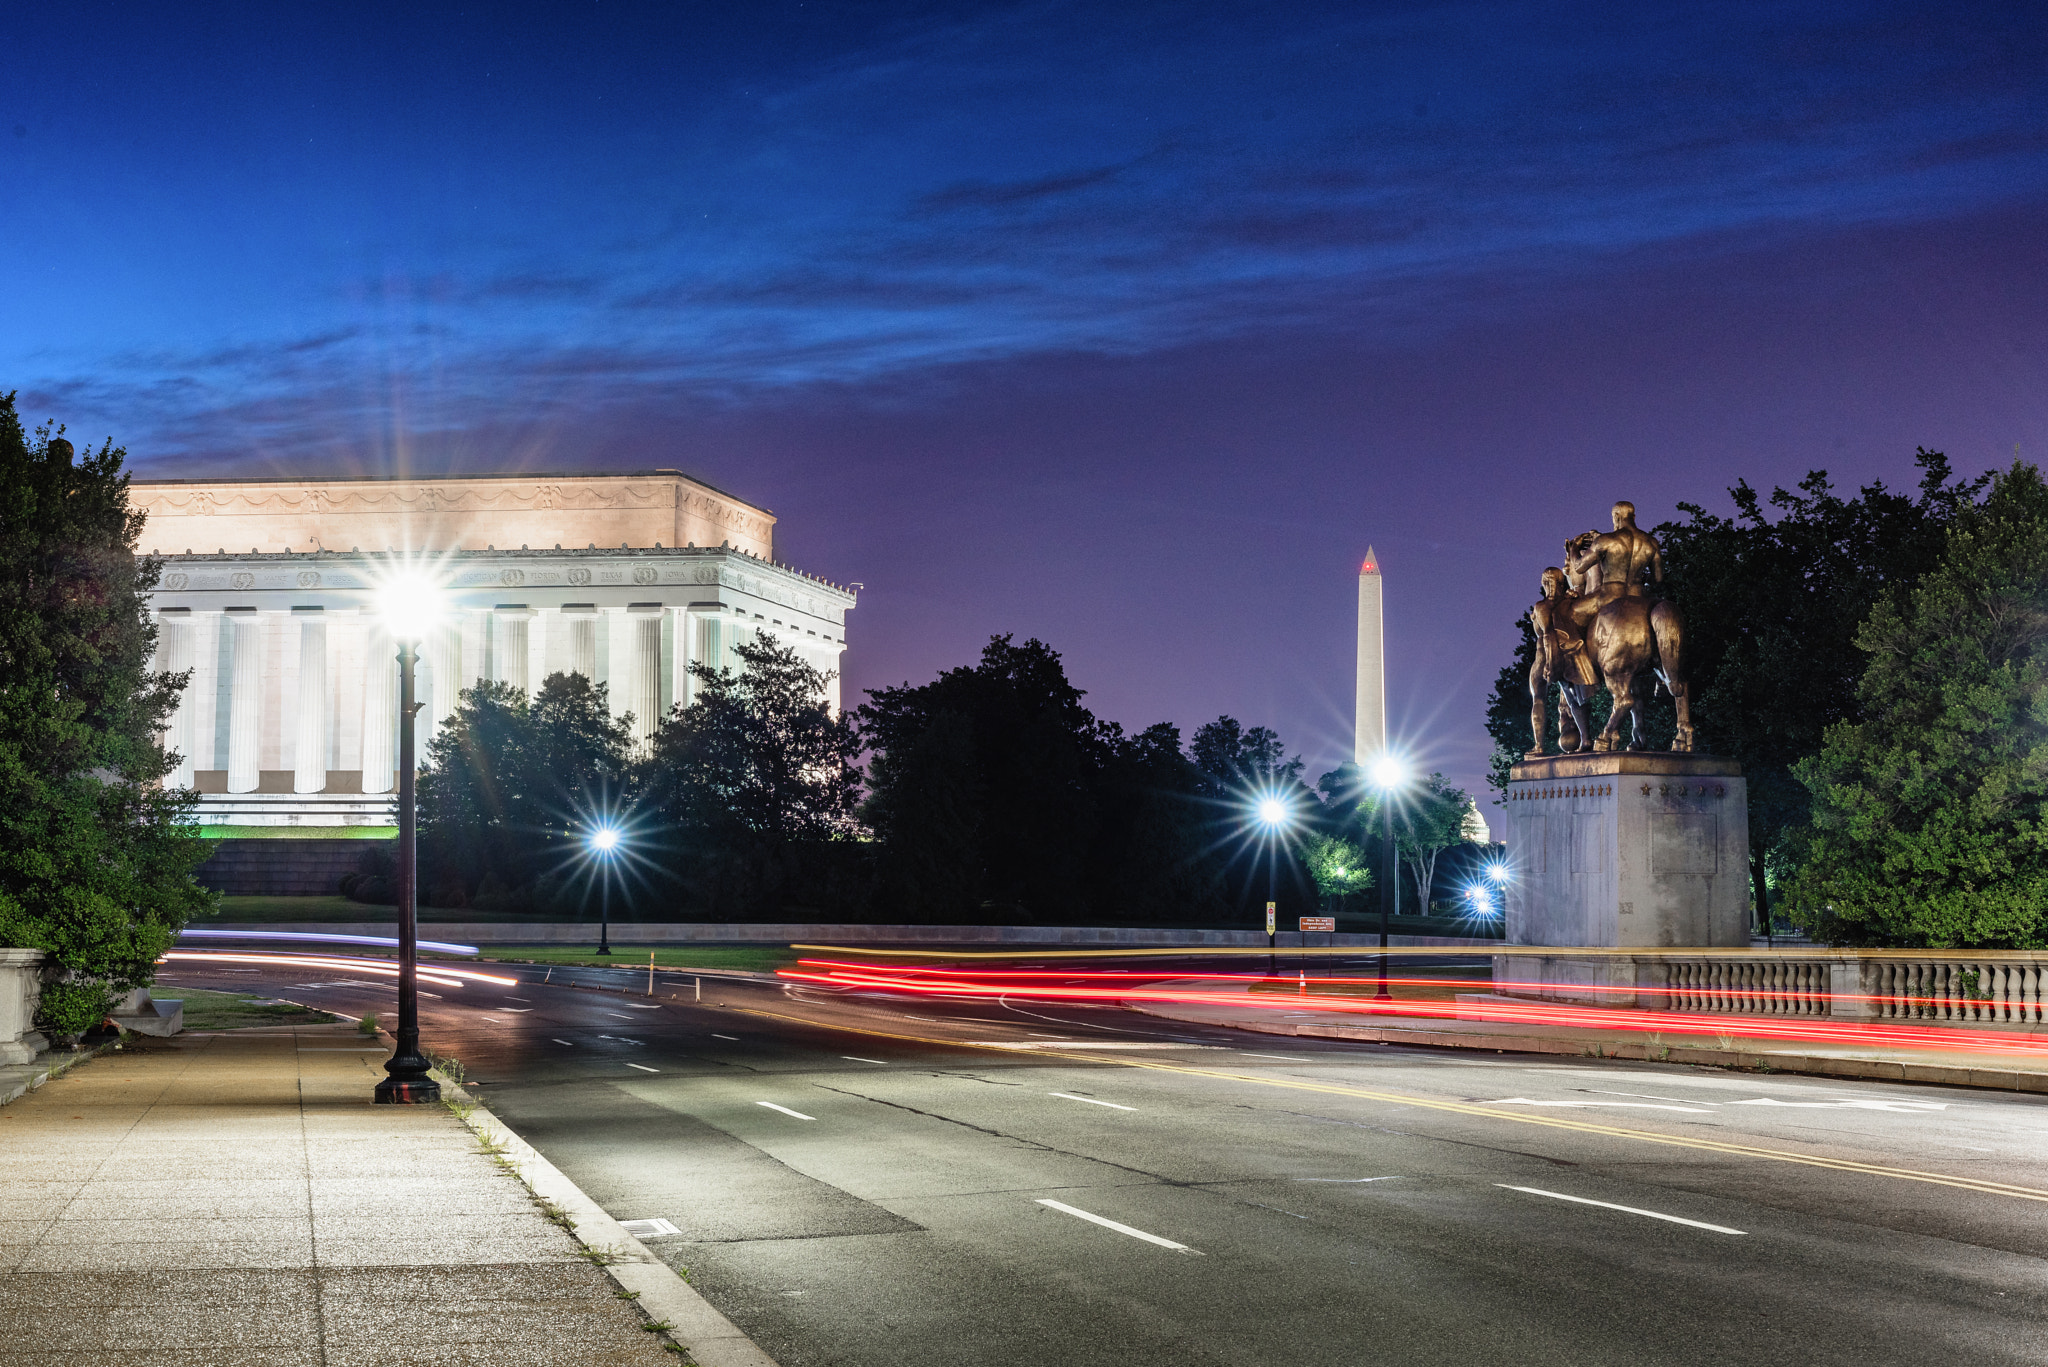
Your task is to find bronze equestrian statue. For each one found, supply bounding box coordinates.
[1526,500,1693,755]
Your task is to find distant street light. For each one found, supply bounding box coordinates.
[589,825,623,956]
[1368,755,1408,1003]
[372,566,444,1105]
[1253,789,1293,973]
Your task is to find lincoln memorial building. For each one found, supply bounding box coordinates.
[136,470,856,832]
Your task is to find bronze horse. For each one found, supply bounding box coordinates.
[1527,509,1694,755]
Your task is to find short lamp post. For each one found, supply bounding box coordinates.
[590,826,621,956]
[1368,755,1407,1004]
[373,572,442,1105]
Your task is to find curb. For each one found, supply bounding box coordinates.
[1124,1002,2048,1095]
[431,1071,780,1367]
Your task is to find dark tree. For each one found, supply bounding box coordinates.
[1785,464,2048,947]
[860,636,1109,923]
[0,396,213,1034]
[417,671,635,910]
[643,636,864,918]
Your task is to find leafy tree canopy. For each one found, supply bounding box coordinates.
[417,671,635,911]
[0,394,212,1033]
[1784,463,2048,948]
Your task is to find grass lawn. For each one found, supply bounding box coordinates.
[167,988,344,1030]
[470,945,800,973]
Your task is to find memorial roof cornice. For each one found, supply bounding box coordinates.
[131,467,770,515]
[146,542,856,596]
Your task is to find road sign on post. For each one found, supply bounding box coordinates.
[1265,902,1276,937]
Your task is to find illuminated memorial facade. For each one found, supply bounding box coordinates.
[135,471,856,830]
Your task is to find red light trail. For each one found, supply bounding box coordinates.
[779,959,2048,1059]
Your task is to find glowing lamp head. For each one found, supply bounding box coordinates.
[589,827,621,854]
[1255,796,1289,829]
[1486,862,1511,885]
[1367,754,1406,791]
[375,568,445,644]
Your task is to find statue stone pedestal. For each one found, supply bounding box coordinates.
[0,948,49,1065]
[1503,753,1749,950]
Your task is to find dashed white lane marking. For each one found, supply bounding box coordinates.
[552,1038,576,1046]
[620,1003,662,1010]
[497,1008,532,1013]
[601,1012,634,1019]
[757,1102,815,1120]
[1050,1092,1137,1111]
[1498,1185,1745,1235]
[1727,1098,1950,1112]
[1241,1052,1313,1062]
[479,1016,504,1024]
[626,1063,660,1073]
[712,1034,739,1041]
[842,1056,889,1064]
[975,1041,1219,1051]
[1485,1097,1716,1114]
[1036,1199,1200,1253]
[505,996,532,1002]
[1294,1176,1403,1183]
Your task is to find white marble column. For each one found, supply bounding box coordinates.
[293,610,328,793]
[226,610,262,793]
[361,624,396,795]
[428,623,459,738]
[630,606,663,744]
[154,610,195,788]
[567,609,597,681]
[493,608,532,696]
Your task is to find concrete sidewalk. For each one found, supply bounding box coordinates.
[0,1023,690,1366]
[1127,982,2048,1094]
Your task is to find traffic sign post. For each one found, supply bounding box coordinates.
[1265,902,1277,976]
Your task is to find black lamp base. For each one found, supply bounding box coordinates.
[373,1077,442,1105]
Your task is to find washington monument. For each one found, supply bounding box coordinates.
[1354,548,1386,765]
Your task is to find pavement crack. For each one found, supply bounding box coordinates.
[808,1084,1175,1183]
[1253,1105,1581,1167]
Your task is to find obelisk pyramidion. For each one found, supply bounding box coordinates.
[1354,547,1386,766]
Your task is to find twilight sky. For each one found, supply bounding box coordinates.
[7,2,2047,828]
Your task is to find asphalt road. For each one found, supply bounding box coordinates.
[159,953,2048,1367]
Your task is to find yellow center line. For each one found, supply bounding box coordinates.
[731,1005,2048,1204]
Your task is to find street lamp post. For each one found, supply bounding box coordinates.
[1368,756,1405,1004]
[590,826,620,955]
[374,582,440,1105]
[1254,794,1290,977]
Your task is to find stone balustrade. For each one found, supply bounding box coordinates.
[0,948,49,1065]
[1495,949,2048,1026]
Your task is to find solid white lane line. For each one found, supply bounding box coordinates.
[498,1008,532,1013]
[505,996,531,1001]
[757,1102,815,1120]
[1497,1185,1745,1235]
[842,1056,889,1064]
[1050,1092,1137,1111]
[1241,1052,1313,1062]
[712,1033,739,1041]
[1035,1199,1199,1253]
[552,1038,576,1046]
[626,1063,660,1073]
[1294,1176,1403,1183]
